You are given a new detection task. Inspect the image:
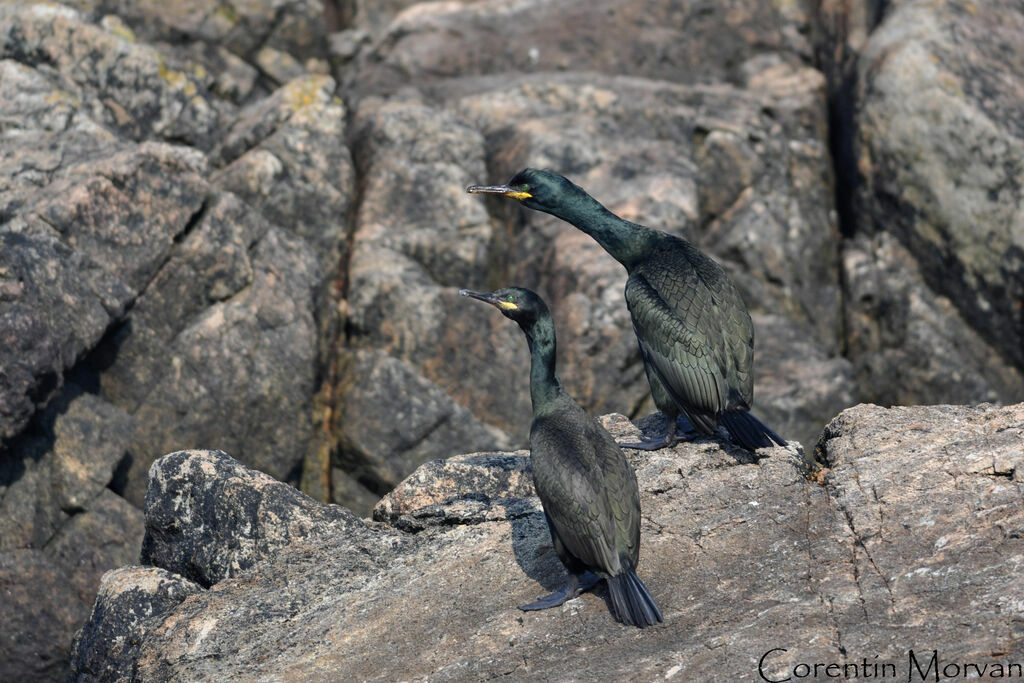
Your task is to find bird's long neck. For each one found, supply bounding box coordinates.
[523,319,562,415]
[544,190,658,269]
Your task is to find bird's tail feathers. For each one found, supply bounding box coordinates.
[720,410,787,450]
[606,565,663,628]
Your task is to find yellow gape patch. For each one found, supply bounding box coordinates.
[504,191,532,200]
[498,301,519,311]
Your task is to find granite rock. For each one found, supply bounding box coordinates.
[0,549,91,682]
[853,0,1024,378]
[71,405,1024,679]
[843,232,1024,405]
[68,566,203,682]
[0,4,223,148]
[332,350,512,496]
[346,0,812,95]
[140,449,387,587]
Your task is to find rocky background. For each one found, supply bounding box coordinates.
[0,0,1022,679]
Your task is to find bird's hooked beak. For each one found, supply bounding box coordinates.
[459,289,518,311]
[466,184,532,201]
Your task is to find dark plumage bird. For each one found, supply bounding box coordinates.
[468,169,785,452]
[460,286,662,628]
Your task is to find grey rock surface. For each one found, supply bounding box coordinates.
[68,566,203,682]
[140,449,385,588]
[329,466,381,517]
[3,0,1024,678]
[853,0,1024,377]
[372,449,539,532]
[212,74,353,280]
[332,349,511,495]
[843,233,1024,405]
[815,403,1024,661]
[0,142,207,441]
[752,313,856,448]
[341,98,520,445]
[111,203,322,505]
[65,0,330,91]
[1,0,342,506]
[0,386,144,682]
[346,0,812,95]
[0,548,91,682]
[46,489,145,603]
[0,388,134,549]
[0,4,222,148]
[0,7,347,679]
[71,405,1024,679]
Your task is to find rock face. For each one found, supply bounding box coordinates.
[1,549,92,681]
[71,405,1024,679]
[0,388,143,682]
[0,4,347,678]
[344,0,813,95]
[4,0,1024,678]
[846,0,1024,405]
[0,1,345,503]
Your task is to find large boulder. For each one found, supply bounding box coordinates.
[851,0,1024,399]
[140,449,385,587]
[70,404,1024,678]
[68,566,203,681]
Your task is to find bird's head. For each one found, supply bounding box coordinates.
[466,168,577,214]
[458,286,548,329]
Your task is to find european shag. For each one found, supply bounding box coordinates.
[468,169,785,452]
[460,286,662,628]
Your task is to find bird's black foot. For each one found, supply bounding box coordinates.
[620,415,700,450]
[618,431,676,451]
[518,571,600,611]
[674,415,699,439]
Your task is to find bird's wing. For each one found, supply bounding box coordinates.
[699,259,755,408]
[530,415,628,575]
[592,425,642,566]
[625,270,729,416]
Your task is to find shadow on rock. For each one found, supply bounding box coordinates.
[500,500,566,596]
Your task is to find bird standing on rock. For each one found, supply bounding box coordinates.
[460,286,662,628]
[468,169,785,452]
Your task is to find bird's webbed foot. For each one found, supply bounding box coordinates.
[620,415,699,450]
[618,428,677,451]
[518,571,600,611]
[674,415,699,440]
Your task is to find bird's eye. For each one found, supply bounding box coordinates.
[506,296,516,303]
[519,184,530,192]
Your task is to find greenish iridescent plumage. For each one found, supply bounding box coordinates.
[460,287,662,628]
[468,169,785,451]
